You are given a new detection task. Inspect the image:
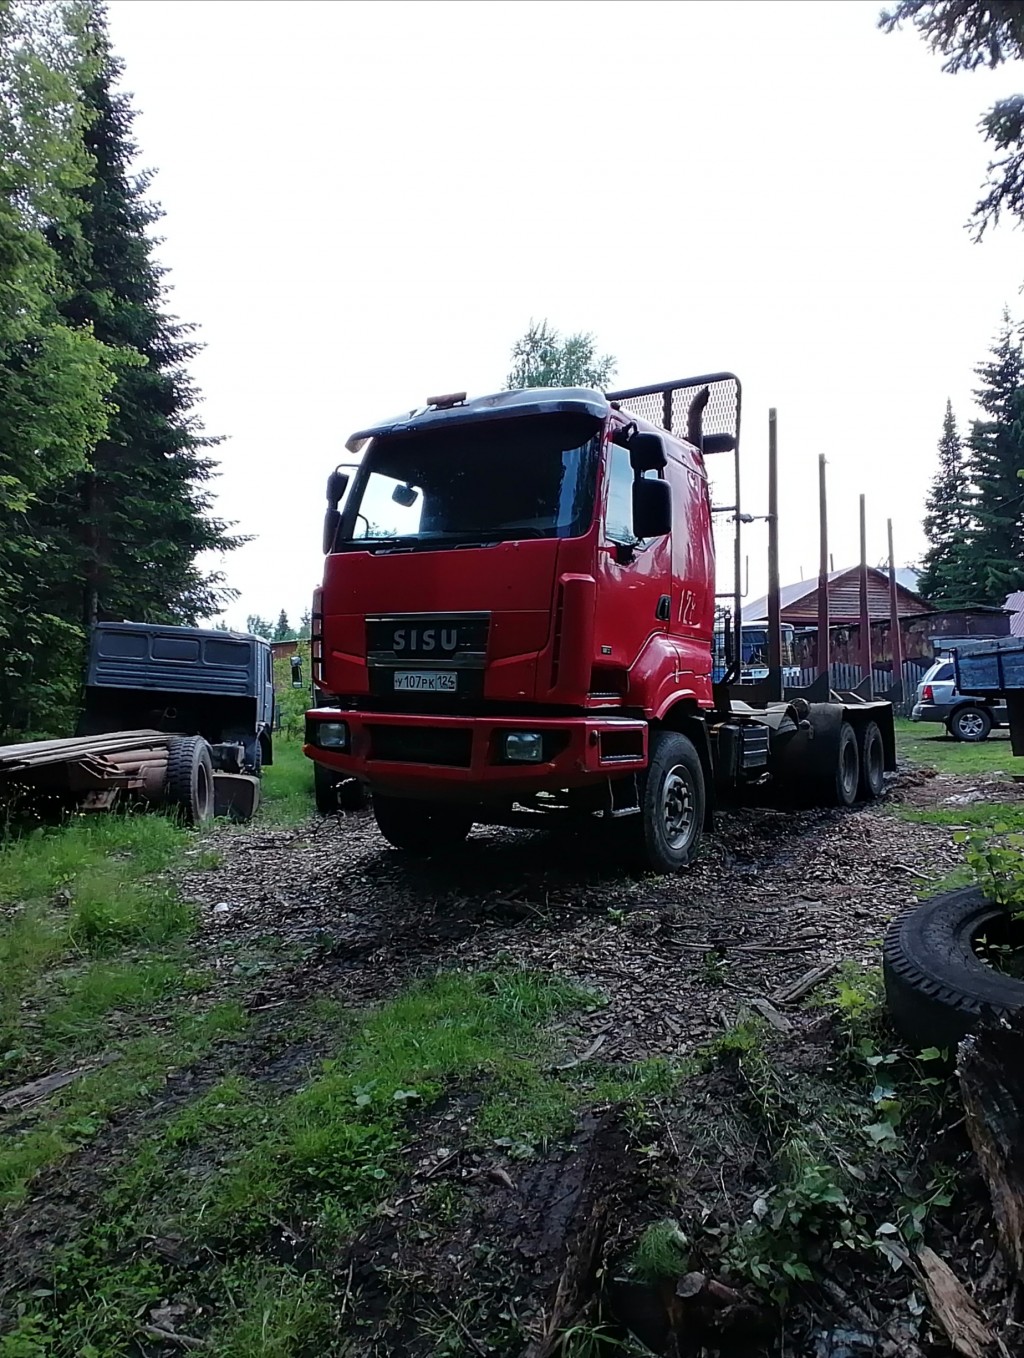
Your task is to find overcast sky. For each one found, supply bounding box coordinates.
[106,0,1024,628]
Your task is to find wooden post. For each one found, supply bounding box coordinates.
[859,495,872,696]
[767,409,781,701]
[887,518,903,704]
[817,455,830,682]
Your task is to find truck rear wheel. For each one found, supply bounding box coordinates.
[829,721,860,807]
[857,720,885,801]
[627,729,705,873]
[165,736,214,827]
[373,794,472,855]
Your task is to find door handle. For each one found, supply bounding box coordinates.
[656,595,671,621]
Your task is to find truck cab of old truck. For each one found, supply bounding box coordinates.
[305,377,895,870]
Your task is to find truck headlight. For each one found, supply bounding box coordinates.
[317,721,349,750]
[504,731,543,762]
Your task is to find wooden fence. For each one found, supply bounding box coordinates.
[790,660,931,717]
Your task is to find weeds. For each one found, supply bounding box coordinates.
[630,1219,689,1281]
[0,814,192,1046]
[259,738,315,826]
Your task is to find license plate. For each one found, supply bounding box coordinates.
[393,670,457,693]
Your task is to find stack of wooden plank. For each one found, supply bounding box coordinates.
[0,731,172,797]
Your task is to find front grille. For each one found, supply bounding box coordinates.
[367,725,472,768]
[366,613,489,664]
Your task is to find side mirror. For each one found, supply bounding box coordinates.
[323,507,341,554]
[392,483,419,508]
[290,655,303,689]
[629,432,667,474]
[327,470,350,508]
[632,477,672,539]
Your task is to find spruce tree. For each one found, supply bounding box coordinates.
[917,400,975,606]
[27,2,239,638]
[0,0,120,732]
[273,610,291,642]
[966,311,1024,607]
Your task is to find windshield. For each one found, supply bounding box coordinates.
[335,413,602,550]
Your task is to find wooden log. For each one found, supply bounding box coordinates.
[0,731,169,772]
[958,1012,1024,1282]
[915,1246,997,1358]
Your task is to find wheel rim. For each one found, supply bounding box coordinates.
[661,765,695,851]
[197,762,212,818]
[958,711,984,738]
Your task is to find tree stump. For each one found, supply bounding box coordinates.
[958,1011,1024,1281]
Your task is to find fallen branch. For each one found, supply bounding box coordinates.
[746,998,793,1033]
[0,1051,121,1112]
[554,1033,607,1070]
[916,1245,998,1358]
[771,961,838,1006]
[140,1325,206,1350]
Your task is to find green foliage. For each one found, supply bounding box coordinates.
[259,736,314,825]
[960,825,1024,916]
[918,400,975,606]
[2,3,241,734]
[964,312,1024,605]
[0,0,122,733]
[880,2,1024,236]
[246,613,273,639]
[506,318,616,390]
[629,1219,689,1281]
[0,812,191,1048]
[3,970,589,1352]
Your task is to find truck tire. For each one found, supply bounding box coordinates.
[314,761,340,814]
[857,720,885,801]
[883,888,1024,1053]
[627,729,705,873]
[165,736,214,827]
[336,779,366,811]
[373,794,473,855]
[315,763,366,814]
[948,705,992,743]
[828,721,860,807]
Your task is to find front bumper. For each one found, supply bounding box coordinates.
[304,709,648,800]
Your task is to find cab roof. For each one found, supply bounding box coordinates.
[344,387,612,454]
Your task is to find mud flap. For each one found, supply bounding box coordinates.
[214,772,260,821]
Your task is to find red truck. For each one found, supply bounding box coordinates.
[305,374,895,871]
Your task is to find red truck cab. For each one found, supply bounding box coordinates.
[306,382,727,869]
[305,376,894,868]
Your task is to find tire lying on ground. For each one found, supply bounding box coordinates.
[164,735,214,827]
[883,887,1024,1053]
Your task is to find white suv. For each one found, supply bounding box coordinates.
[911,658,1007,742]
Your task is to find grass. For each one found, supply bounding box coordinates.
[260,736,315,825]
[894,717,1016,775]
[0,814,193,1050]
[1,968,638,1355]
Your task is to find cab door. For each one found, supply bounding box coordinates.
[592,442,673,686]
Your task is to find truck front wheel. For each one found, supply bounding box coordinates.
[627,729,705,873]
[373,794,473,855]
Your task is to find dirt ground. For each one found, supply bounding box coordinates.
[3,755,1024,1356]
